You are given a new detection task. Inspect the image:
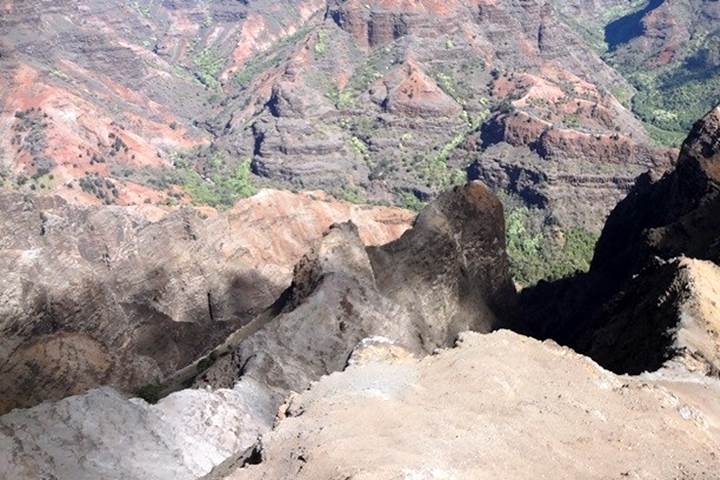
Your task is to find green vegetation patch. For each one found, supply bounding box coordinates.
[173,150,256,208]
[129,0,151,18]
[314,31,327,56]
[418,105,489,191]
[398,191,427,212]
[194,47,224,90]
[628,67,720,146]
[504,202,598,287]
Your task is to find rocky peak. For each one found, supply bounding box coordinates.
[281,221,377,310]
[678,104,720,182]
[374,59,462,117]
[370,181,516,346]
[194,180,515,394]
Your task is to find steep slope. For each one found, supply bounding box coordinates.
[0,0,325,205]
[221,330,720,480]
[520,104,720,375]
[0,189,412,413]
[592,104,720,283]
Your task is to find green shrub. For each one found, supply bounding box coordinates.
[175,152,256,208]
[398,192,426,212]
[314,31,327,56]
[194,47,224,90]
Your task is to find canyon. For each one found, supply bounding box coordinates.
[2,0,704,230]
[3,104,720,478]
[2,1,720,479]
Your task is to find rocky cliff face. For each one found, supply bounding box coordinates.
[592,104,720,282]
[0,189,412,413]
[520,104,720,376]
[194,182,514,394]
[585,257,720,376]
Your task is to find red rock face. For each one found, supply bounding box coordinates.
[376,60,462,117]
[328,0,464,49]
[0,0,326,206]
[1,64,206,205]
[0,0,681,232]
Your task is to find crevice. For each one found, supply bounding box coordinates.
[207,292,216,323]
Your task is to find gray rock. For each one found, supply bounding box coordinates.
[0,380,274,480]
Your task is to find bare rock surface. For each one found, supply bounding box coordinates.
[369,181,516,346]
[0,380,274,480]
[0,188,413,413]
[193,221,426,398]
[0,181,514,480]
[224,330,720,480]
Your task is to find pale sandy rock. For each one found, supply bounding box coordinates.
[347,336,416,366]
[227,330,720,480]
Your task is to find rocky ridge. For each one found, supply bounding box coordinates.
[0,181,515,479]
[0,188,413,413]
[194,182,515,395]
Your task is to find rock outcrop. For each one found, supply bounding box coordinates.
[0,189,413,413]
[592,104,720,284]
[377,60,462,118]
[196,181,515,393]
[220,330,720,480]
[586,257,720,376]
[369,180,516,345]
[193,221,425,398]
